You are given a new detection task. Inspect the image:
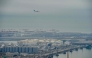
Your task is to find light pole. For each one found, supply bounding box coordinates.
[67,52,69,58]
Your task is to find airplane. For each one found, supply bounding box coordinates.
[34,10,39,12]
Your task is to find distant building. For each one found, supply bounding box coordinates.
[86,39,92,41]
[17,39,63,46]
[64,41,70,45]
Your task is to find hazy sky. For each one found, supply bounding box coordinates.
[0,0,92,33]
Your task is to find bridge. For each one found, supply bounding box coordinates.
[40,45,88,58]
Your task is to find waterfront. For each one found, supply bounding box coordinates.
[0,40,92,58]
[53,48,92,58]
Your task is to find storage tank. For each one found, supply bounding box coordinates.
[2,47,4,52]
[33,47,38,53]
[6,47,10,52]
[25,47,29,53]
[21,47,26,53]
[15,47,18,52]
[28,47,32,54]
[10,46,13,53]
[12,46,15,52]
[18,47,22,53]
[5,47,7,52]
[0,48,2,52]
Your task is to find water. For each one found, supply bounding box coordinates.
[53,48,92,58]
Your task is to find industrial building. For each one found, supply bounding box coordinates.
[0,46,38,54]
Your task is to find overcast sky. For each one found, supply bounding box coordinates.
[0,0,92,33]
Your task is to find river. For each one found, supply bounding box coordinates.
[53,48,92,58]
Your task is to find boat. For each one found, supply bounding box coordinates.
[56,54,59,56]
